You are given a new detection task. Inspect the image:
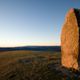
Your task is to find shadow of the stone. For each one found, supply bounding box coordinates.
[61,66,80,77]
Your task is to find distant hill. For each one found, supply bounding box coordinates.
[0,46,61,52]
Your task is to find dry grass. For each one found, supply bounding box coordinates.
[0,50,62,80]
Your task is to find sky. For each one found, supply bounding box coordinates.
[0,0,80,47]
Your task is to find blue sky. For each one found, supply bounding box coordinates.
[0,0,80,47]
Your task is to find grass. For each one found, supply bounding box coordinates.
[0,50,80,80]
[0,50,62,80]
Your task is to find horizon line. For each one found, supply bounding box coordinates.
[0,44,61,48]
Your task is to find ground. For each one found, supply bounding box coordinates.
[0,50,80,80]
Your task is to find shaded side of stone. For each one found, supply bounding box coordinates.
[74,9,80,67]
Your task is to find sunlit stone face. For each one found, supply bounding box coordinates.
[61,8,80,70]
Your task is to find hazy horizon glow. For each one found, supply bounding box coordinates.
[0,0,80,47]
[0,42,58,47]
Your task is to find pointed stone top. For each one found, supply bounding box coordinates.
[65,8,80,21]
[70,8,80,11]
[67,8,80,14]
[70,8,74,12]
[65,8,75,20]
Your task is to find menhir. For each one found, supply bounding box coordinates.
[61,8,80,70]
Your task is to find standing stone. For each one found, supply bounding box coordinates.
[61,8,80,70]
